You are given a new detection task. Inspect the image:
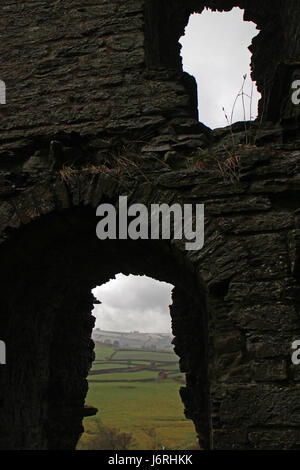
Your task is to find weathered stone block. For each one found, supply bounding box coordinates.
[288,229,300,277]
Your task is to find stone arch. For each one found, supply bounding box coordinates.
[0,148,300,449]
[2,126,300,451]
[0,173,210,450]
[1,150,300,450]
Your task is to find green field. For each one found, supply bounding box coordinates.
[90,369,159,381]
[91,362,130,371]
[111,349,176,362]
[93,342,115,360]
[77,343,199,450]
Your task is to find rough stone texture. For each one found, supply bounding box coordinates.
[0,0,300,451]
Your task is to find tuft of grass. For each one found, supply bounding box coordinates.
[222,74,254,148]
[59,165,77,183]
[218,74,257,182]
[217,151,241,184]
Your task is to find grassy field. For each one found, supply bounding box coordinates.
[77,343,199,450]
[89,369,159,381]
[111,349,176,362]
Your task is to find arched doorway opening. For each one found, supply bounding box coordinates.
[0,205,210,450]
[78,274,200,450]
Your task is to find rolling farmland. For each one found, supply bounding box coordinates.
[77,343,199,450]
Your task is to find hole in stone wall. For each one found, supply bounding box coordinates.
[179,7,261,129]
[77,273,200,450]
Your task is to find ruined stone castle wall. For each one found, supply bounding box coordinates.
[0,0,300,450]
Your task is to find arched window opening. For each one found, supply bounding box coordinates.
[179,8,261,129]
[77,274,200,451]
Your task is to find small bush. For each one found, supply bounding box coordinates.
[77,421,136,450]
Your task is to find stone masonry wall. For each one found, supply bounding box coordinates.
[1,0,299,173]
[0,0,300,450]
[1,142,300,449]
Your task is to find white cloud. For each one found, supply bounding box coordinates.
[179,8,261,129]
[92,274,173,334]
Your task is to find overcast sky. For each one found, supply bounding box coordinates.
[179,8,260,129]
[92,274,173,334]
[93,9,260,334]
